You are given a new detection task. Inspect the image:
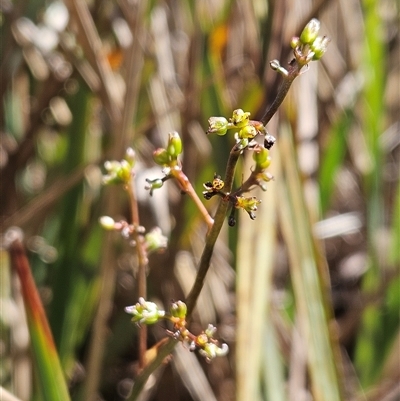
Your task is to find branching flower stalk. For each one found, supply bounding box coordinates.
[101,148,168,368]
[101,19,329,400]
[146,131,214,230]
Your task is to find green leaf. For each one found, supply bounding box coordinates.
[10,240,71,401]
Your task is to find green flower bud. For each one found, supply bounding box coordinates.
[205,324,217,338]
[170,300,187,319]
[167,131,183,157]
[252,146,271,170]
[102,159,132,185]
[230,109,250,128]
[153,148,170,165]
[125,147,136,166]
[238,125,257,139]
[300,18,320,44]
[99,216,115,230]
[311,36,330,60]
[116,159,132,182]
[290,36,300,49]
[207,116,229,135]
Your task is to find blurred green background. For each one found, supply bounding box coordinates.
[1,0,399,400]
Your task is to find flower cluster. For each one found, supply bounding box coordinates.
[207,109,266,150]
[145,131,183,195]
[269,19,329,78]
[291,18,330,65]
[124,299,228,362]
[235,196,261,220]
[204,109,276,222]
[102,147,136,185]
[125,298,165,325]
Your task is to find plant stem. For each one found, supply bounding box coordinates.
[126,179,148,369]
[129,56,303,400]
[171,169,214,230]
[186,147,240,317]
[261,62,300,126]
[128,148,241,401]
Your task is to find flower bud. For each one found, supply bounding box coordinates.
[99,216,115,230]
[290,36,300,49]
[125,147,136,166]
[311,36,330,60]
[300,18,320,44]
[167,131,183,157]
[170,301,187,319]
[230,109,250,128]
[205,324,217,338]
[153,148,170,165]
[116,159,132,182]
[207,116,229,135]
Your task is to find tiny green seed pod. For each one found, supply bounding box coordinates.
[253,146,271,170]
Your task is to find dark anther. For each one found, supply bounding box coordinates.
[264,134,276,149]
[228,207,236,227]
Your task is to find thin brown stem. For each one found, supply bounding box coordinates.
[261,62,301,126]
[129,49,305,400]
[126,179,148,369]
[171,169,214,230]
[128,148,241,400]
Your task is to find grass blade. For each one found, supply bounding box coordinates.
[277,124,343,401]
[9,239,71,401]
